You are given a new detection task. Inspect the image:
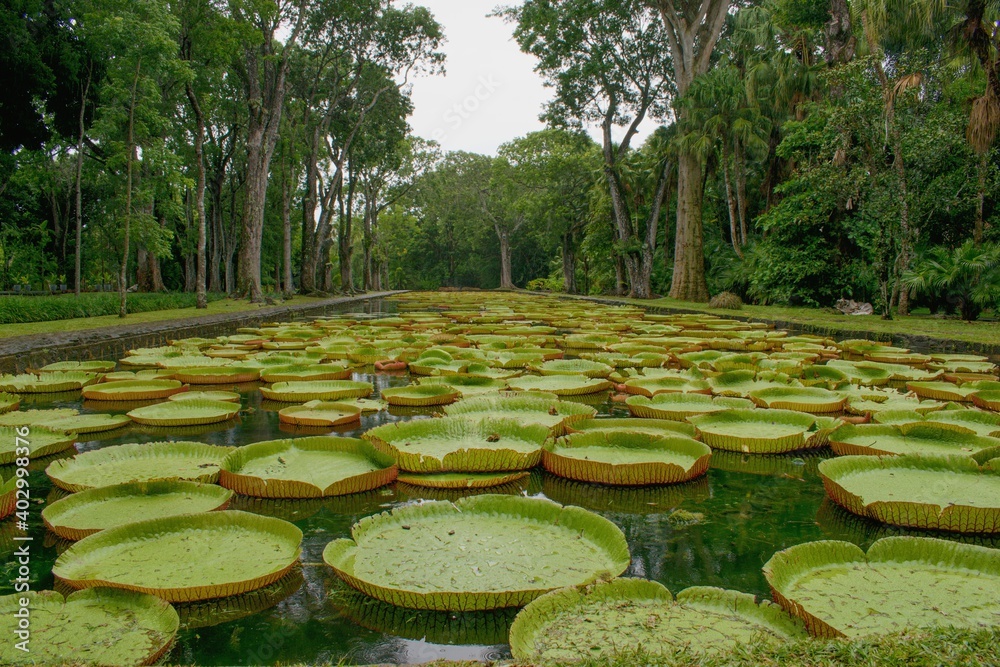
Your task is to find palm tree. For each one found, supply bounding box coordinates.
[903,241,1000,321]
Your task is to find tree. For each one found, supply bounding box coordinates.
[650,0,732,302]
[505,0,672,298]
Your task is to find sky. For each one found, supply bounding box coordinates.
[407,1,655,155]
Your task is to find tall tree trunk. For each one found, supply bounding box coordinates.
[120,59,142,318]
[338,175,355,292]
[282,186,293,296]
[825,0,856,66]
[734,137,748,245]
[892,131,912,316]
[497,226,514,289]
[722,147,742,258]
[186,84,208,308]
[614,254,626,296]
[561,232,577,294]
[299,128,322,293]
[74,65,92,296]
[975,151,987,244]
[670,150,710,302]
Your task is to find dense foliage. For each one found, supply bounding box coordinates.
[2,0,999,319]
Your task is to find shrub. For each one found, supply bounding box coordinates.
[0,292,225,325]
[708,292,744,310]
[903,241,1000,321]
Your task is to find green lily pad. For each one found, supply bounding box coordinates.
[623,375,712,398]
[381,384,460,407]
[168,389,242,403]
[32,412,131,434]
[906,381,978,402]
[323,495,629,611]
[973,390,1000,412]
[260,363,353,383]
[919,409,1000,438]
[543,431,711,485]
[0,589,179,666]
[53,510,302,602]
[528,359,614,378]
[171,366,261,384]
[395,471,529,489]
[626,393,753,421]
[0,392,19,414]
[828,423,1000,458]
[38,361,116,373]
[46,441,235,491]
[708,370,800,397]
[42,480,233,540]
[418,375,509,397]
[82,379,186,401]
[0,473,15,520]
[442,393,596,434]
[277,400,362,427]
[259,380,373,402]
[0,425,76,464]
[509,579,807,663]
[364,416,548,473]
[819,454,1000,533]
[566,417,697,439]
[0,372,98,393]
[763,536,1000,638]
[748,386,848,413]
[127,399,240,426]
[219,436,397,498]
[506,374,613,396]
[689,409,827,454]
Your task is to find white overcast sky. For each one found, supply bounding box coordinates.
[406,0,655,155]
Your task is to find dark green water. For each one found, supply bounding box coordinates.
[3,363,998,663]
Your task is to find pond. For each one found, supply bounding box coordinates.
[1,292,998,665]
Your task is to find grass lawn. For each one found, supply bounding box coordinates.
[606,296,1000,347]
[0,295,328,339]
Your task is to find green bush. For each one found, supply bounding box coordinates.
[904,241,1000,321]
[0,292,225,325]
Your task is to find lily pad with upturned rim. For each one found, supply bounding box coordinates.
[818,454,1000,533]
[417,375,508,397]
[906,381,978,402]
[364,416,548,473]
[82,379,186,401]
[543,431,711,486]
[0,372,99,393]
[46,441,234,492]
[508,579,807,663]
[259,363,353,383]
[381,384,460,407]
[38,361,116,373]
[442,393,596,435]
[259,380,373,402]
[20,412,131,435]
[395,471,529,489]
[626,393,753,421]
[219,436,397,498]
[42,480,234,540]
[748,386,848,414]
[973,390,1000,412]
[126,399,240,426]
[828,423,1000,458]
[623,376,712,398]
[0,392,18,414]
[171,366,260,384]
[763,536,1000,638]
[323,494,630,611]
[506,374,613,396]
[277,400,362,427]
[0,589,179,666]
[565,417,697,439]
[527,359,614,378]
[0,425,76,464]
[689,409,826,454]
[168,390,241,403]
[53,510,302,602]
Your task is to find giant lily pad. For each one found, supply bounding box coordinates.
[748,386,848,413]
[0,372,98,393]
[168,390,241,403]
[277,400,362,427]
[0,474,15,520]
[906,381,978,402]
[543,431,711,485]
[53,510,302,602]
[442,393,596,435]
[42,481,233,540]
[171,367,260,384]
[0,425,76,464]
[689,409,828,454]
[566,417,697,439]
[417,375,508,397]
[323,494,629,611]
[528,359,614,378]
[919,409,1000,438]
[395,471,529,489]
[364,417,548,473]
[38,361,116,373]
[623,375,712,398]
[509,579,807,663]
[506,374,613,396]
[828,423,1000,458]
[0,392,19,413]
[32,412,131,434]
[46,441,234,492]
[381,384,460,407]
[126,399,240,426]
[259,363,352,383]
[82,379,186,401]
[626,393,753,421]
[0,589,179,666]
[763,536,1000,638]
[219,436,396,498]
[259,380,373,402]
[819,454,1000,533]
[973,390,1000,412]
